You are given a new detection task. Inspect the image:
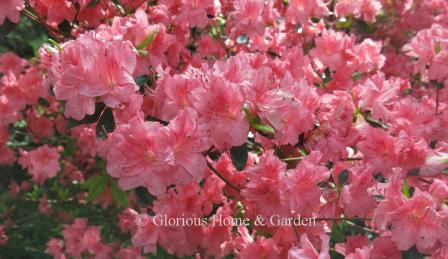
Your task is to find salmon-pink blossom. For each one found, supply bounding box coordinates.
[18,145,61,185]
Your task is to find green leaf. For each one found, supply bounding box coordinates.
[84,175,108,202]
[364,115,389,129]
[336,17,351,29]
[402,246,425,259]
[230,144,248,171]
[236,34,249,45]
[338,170,349,185]
[244,108,275,136]
[87,0,100,8]
[96,107,115,140]
[407,168,420,176]
[57,20,72,35]
[137,30,158,50]
[111,180,128,207]
[402,179,411,198]
[0,15,49,58]
[67,102,105,129]
[374,195,385,202]
[135,187,156,207]
[252,122,275,135]
[352,72,362,81]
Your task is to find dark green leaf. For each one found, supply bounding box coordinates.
[0,15,48,58]
[407,168,420,176]
[135,187,156,207]
[352,72,362,81]
[110,180,128,207]
[430,140,437,149]
[57,20,72,35]
[87,0,101,8]
[84,175,108,202]
[338,170,349,185]
[67,102,105,129]
[96,108,115,140]
[365,115,389,129]
[230,144,248,171]
[402,246,425,259]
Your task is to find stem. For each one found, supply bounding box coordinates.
[314,217,371,221]
[128,0,147,14]
[281,157,303,162]
[417,177,432,184]
[23,2,66,41]
[340,157,363,161]
[436,86,440,115]
[206,160,241,192]
[345,220,375,233]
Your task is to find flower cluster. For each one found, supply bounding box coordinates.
[0,0,448,258]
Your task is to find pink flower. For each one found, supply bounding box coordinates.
[131,214,158,254]
[31,0,75,26]
[242,151,289,219]
[46,238,66,259]
[286,0,329,24]
[370,237,401,259]
[166,108,209,184]
[374,183,443,253]
[50,33,138,120]
[335,0,382,22]
[0,126,15,165]
[150,68,203,121]
[106,116,174,195]
[0,52,27,76]
[62,218,111,258]
[0,0,24,25]
[19,145,61,185]
[357,127,398,174]
[238,237,281,258]
[231,0,266,37]
[284,151,329,216]
[260,74,319,145]
[70,125,98,157]
[0,225,8,246]
[0,72,27,126]
[62,218,88,257]
[354,73,400,120]
[174,0,214,29]
[117,247,144,259]
[288,234,329,259]
[308,91,355,160]
[310,29,356,71]
[150,183,209,256]
[428,50,448,82]
[191,75,249,150]
[351,39,385,73]
[339,166,377,217]
[389,193,441,253]
[28,110,55,139]
[17,67,48,105]
[335,235,371,259]
[201,204,233,258]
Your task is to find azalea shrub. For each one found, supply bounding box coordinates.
[0,0,448,258]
